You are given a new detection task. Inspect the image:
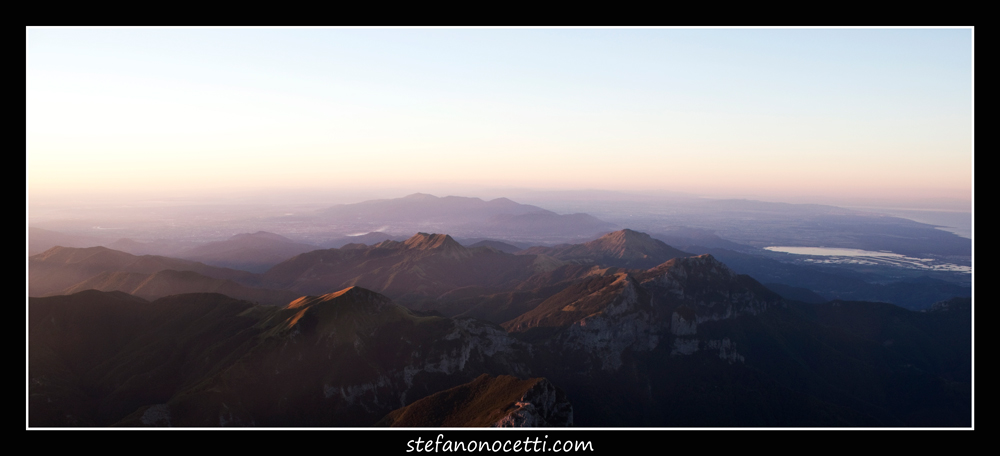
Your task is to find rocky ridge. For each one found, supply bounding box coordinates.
[29,233,971,427]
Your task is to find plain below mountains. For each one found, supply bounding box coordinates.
[306,193,618,243]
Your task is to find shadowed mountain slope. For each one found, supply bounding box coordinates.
[323,232,408,249]
[496,254,970,426]
[29,253,971,427]
[29,246,260,297]
[59,269,300,306]
[262,233,563,303]
[431,264,625,325]
[29,291,264,426]
[177,231,317,273]
[30,287,532,427]
[377,374,572,427]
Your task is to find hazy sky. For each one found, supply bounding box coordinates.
[27,27,973,207]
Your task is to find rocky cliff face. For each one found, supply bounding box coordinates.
[31,287,534,427]
[159,287,533,426]
[506,255,782,372]
[492,378,572,427]
[377,374,571,427]
[641,254,780,319]
[552,274,660,371]
[638,254,783,362]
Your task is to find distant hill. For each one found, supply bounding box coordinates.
[311,193,617,243]
[59,269,299,306]
[177,231,318,273]
[318,193,550,224]
[519,229,690,269]
[28,227,104,255]
[29,246,260,297]
[262,232,564,303]
[322,232,408,249]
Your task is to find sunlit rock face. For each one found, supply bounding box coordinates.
[492,379,573,427]
[518,229,691,269]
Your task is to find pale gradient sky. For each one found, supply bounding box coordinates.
[27,27,973,208]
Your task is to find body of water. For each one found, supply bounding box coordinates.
[764,246,971,273]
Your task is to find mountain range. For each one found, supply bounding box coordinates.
[28,238,971,426]
[261,232,559,304]
[309,193,618,242]
[176,231,317,273]
[28,192,969,313]
[518,228,690,269]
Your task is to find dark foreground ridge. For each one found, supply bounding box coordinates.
[378,374,572,427]
[29,245,971,427]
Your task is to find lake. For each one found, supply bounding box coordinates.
[764,246,971,273]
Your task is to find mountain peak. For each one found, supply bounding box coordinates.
[403,232,466,252]
[593,228,650,244]
[287,286,391,310]
[646,254,737,280]
[272,286,412,343]
[515,229,689,269]
[403,193,439,200]
[583,229,678,259]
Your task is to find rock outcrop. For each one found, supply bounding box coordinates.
[377,374,572,427]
